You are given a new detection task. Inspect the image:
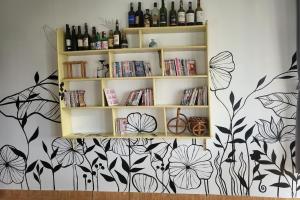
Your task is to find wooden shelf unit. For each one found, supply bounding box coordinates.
[57,25,211,139]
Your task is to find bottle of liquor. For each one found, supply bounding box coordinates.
[195,0,204,25]
[159,0,167,26]
[144,9,152,27]
[169,1,177,26]
[71,26,77,51]
[186,2,195,25]
[101,31,108,50]
[121,32,128,48]
[113,20,121,48]
[151,2,159,27]
[108,30,114,49]
[135,2,144,27]
[177,0,186,26]
[96,32,101,50]
[77,26,84,50]
[90,27,97,50]
[65,24,72,51]
[128,2,135,28]
[83,23,90,50]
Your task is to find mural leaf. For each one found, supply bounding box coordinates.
[77,139,84,146]
[54,164,62,172]
[257,92,297,119]
[277,75,295,79]
[130,168,144,173]
[39,167,44,175]
[291,52,297,67]
[78,166,91,173]
[165,163,170,171]
[251,137,261,147]
[233,98,242,111]
[121,157,130,173]
[100,173,115,182]
[93,139,101,147]
[230,91,235,106]
[173,139,177,149]
[263,141,268,154]
[256,75,266,89]
[233,125,246,135]
[96,152,107,161]
[85,145,95,154]
[225,159,236,163]
[16,97,20,109]
[41,160,52,170]
[228,149,235,159]
[154,153,163,161]
[245,125,255,141]
[109,158,117,170]
[290,141,296,151]
[10,147,26,160]
[253,164,260,174]
[253,174,267,181]
[42,141,48,154]
[105,140,111,152]
[216,126,231,134]
[33,172,40,184]
[133,156,147,165]
[257,160,273,165]
[266,169,282,176]
[271,150,276,163]
[115,170,127,184]
[26,161,38,173]
[229,139,245,143]
[215,134,222,144]
[34,72,40,84]
[51,148,58,160]
[238,175,248,189]
[29,127,39,143]
[28,93,39,100]
[169,179,177,193]
[234,117,246,127]
[285,170,297,181]
[48,74,58,80]
[290,65,297,70]
[145,143,162,152]
[92,157,99,167]
[214,143,223,148]
[270,182,290,188]
[21,112,28,128]
[280,157,286,171]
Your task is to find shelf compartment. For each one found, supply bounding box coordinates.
[109,47,160,53]
[124,25,207,34]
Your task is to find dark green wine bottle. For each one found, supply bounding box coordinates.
[169,1,177,26]
[159,0,167,26]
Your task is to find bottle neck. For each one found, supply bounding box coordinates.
[197,0,201,8]
[138,3,141,10]
[180,1,183,9]
[161,0,165,8]
[171,2,174,10]
[189,3,192,9]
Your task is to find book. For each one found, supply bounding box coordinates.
[104,88,119,106]
[116,118,128,134]
[144,62,152,76]
[164,58,197,76]
[134,61,146,77]
[188,59,197,75]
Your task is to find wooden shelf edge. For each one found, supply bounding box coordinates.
[124,25,207,34]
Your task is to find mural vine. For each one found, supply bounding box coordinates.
[0,51,298,198]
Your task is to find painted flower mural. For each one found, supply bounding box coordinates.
[0,145,26,184]
[169,145,213,189]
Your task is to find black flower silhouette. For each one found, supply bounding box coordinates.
[0,145,26,184]
[250,150,262,161]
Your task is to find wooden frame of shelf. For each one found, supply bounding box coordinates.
[57,25,211,139]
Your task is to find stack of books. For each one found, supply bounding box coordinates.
[115,118,128,134]
[180,86,208,106]
[113,61,152,77]
[126,88,153,106]
[64,90,86,107]
[164,58,197,76]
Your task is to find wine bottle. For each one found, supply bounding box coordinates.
[101,31,108,50]
[83,23,90,50]
[121,32,128,48]
[159,0,167,26]
[186,2,195,25]
[169,1,177,26]
[96,32,101,50]
[128,2,135,28]
[90,27,97,50]
[65,24,72,51]
[195,0,204,25]
[144,9,152,27]
[71,25,77,51]
[135,2,144,27]
[77,26,84,50]
[177,0,186,26]
[113,20,121,48]
[108,30,114,49]
[151,2,159,27]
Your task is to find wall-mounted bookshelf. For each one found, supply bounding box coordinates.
[57,25,211,139]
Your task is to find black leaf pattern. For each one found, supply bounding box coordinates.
[109,158,117,170]
[34,72,40,84]
[121,157,130,174]
[78,166,91,173]
[26,161,38,173]
[145,143,162,152]
[270,183,290,188]
[256,75,266,89]
[29,127,39,143]
[130,168,144,173]
[101,173,115,182]
[96,152,107,160]
[253,174,267,181]
[216,126,231,134]
[133,156,147,165]
[234,117,246,127]
[42,142,48,154]
[169,179,177,193]
[41,160,52,170]
[115,170,127,184]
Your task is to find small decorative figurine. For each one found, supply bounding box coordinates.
[149,39,158,48]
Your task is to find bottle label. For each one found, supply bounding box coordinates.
[152,15,158,25]
[83,38,89,47]
[170,17,177,25]
[102,41,108,49]
[108,38,114,48]
[96,41,102,49]
[114,35,119,45]
[144,18,151,27]
[186,13,195,23]
[128,15,135,25]
[78,39,83,47]
[135,16,139,25]
[90,42,96,50]
[178,12,185,23]
[160,15,166,23]
[66,39,71,46]
[196,11,205,23]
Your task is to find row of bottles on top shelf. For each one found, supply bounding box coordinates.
[65,21,128,51]
[128,0,205,28]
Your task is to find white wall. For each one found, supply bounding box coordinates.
[0,0,297,198]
